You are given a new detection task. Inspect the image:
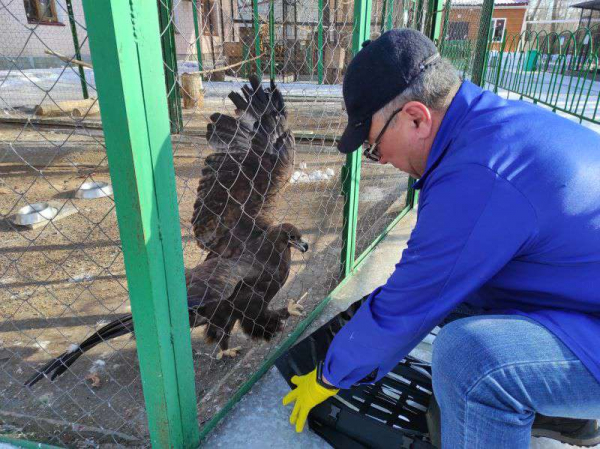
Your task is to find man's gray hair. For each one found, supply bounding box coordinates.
[377,57,461,122]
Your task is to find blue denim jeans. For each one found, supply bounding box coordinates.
[432,313,600,448]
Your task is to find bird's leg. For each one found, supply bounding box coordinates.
[274,300,304,320]
[287,300,304,317]
[215,319,242,360]
[216,340,242,360]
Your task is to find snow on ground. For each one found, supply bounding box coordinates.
[2,62,598,136]
[0,63,342,109]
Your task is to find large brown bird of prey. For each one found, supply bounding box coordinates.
[25,76,307,387]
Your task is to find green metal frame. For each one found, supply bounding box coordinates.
[82,0,199,447]
[0,436,62,449]
[192,0,204,77]
[426,0,445,44]
[340,0,372,279]
[471,0,495,86]
[157,0,183,133]
[252,0,262,75]
[380,0,394,33]
[269,0,276,81]
[65,0,88,100]
[486,27,600,126]
[317,0,324,84]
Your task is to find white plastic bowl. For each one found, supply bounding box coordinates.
[75,181,113,199]
[14,203,58,226]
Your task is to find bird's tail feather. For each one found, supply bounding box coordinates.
[24,315,134,387]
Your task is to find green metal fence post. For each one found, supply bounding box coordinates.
[493,34,507,93]
[157,0,183,133]
[317,0,324,84]
[380,0,394,34]
[65,0,88,99]
[340,0,372,278]
[426,0,445,44]
[471,0,495,86]
[413,0,425,31]
[81,0,200,447]
[269,0,276,81]
[241,42,250,77]
[406,0,445,213]
[192,0,204,77]
[252,0,262,75]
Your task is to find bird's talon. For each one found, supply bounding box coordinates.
[216,346,242,360]
[287,301,305,317]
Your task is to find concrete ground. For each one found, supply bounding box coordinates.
[203,210,599,449]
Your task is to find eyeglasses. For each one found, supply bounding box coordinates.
[363,107,403,162]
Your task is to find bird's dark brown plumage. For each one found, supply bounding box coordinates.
[25,76,307,387]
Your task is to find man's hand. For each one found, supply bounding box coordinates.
[282,368,339,432]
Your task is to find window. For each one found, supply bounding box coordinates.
[491,18,506,43]
[448,21,469,40]
[24,0,60,24]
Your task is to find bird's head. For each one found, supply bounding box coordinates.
[271,223,309,253]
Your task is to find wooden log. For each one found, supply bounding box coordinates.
[72,101,100,118]
[180,73,204,109]
[34,98,98,117]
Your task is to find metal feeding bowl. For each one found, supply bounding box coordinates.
[14,203,58,226]
[75,181,113,199]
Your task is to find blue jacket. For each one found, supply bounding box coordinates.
[324,80,600,389]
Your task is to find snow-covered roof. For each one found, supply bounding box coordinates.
[451,0,528,6]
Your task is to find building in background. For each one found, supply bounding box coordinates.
[444,0,529,51]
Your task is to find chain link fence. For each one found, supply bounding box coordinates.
[0,0,148,446]
[159,0,423,429]
[438,0,493,83]
[0,0,455,446]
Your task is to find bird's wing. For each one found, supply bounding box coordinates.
[192,75,295,256]
[185,253,261,309]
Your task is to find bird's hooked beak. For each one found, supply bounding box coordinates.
[290,238,309,253]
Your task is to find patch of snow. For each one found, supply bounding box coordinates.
[35,340,50,351]
[69,273,94,283]
[290,171,310,184]
[89,359,106,375]
[291,169,334,184]
[67,344,80,354]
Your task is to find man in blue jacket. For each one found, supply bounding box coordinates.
[282,29,600,447]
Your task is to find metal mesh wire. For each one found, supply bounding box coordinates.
[354,0,428,258]
[0,0,148,446]
[439,0,487,79]
[162,0,416,426]
[0,0,427,445]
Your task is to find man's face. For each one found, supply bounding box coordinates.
[366,101,434,178]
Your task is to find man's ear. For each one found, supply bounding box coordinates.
[403,101,433,137]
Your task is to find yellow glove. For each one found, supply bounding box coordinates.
[282,368,339,433]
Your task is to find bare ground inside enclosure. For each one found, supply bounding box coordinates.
[0,93,408,446]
